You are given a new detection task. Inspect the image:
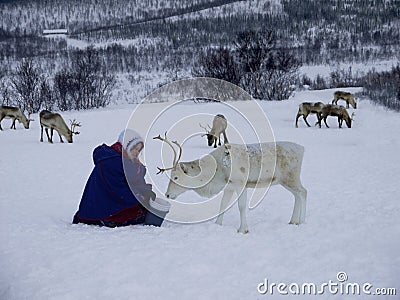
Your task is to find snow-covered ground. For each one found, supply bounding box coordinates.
[1,87,399,299]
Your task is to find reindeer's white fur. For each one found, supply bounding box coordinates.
[165,142,307,233]
[0,105,32,130]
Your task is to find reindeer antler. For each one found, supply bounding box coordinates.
[70,119,82,135]
[172,140,182,166]
[153,132,182,174]
[199,123,211,137]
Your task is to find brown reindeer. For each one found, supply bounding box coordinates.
[200,114,229,148]
[295,102,324,128]
[0,105,33,130]
[317,104,352,128]
[39,110,81,143]
[332,91,357,109]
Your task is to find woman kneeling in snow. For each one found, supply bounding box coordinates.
[73,129,170,228]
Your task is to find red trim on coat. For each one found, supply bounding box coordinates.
[105,205,146,223]
[73,204,146,224]
[111,141,123,154]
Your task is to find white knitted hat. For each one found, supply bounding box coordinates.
[118,129,144,152]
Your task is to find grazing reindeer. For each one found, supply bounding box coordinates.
[0,105,33,130]
[200,114,229,148]
[332,91,357,109]
[154,133,307,234]
[39,110,81,143]
[295,102,324,128]
[317,104,352,128]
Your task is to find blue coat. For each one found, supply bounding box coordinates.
[74,144,151,222]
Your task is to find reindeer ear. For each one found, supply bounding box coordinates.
[179,162,188,174]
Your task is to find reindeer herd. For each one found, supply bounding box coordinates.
[1,89,357,233]
[159,90,357,233]
[0,106,81,143]
[295,91,356,129]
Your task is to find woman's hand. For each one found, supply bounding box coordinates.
[141,190,156,201]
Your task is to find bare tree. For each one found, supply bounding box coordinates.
[53,46,116,111]
[11,58,42,113]
[69,46,116,110]
[0,77,13,106]
[235,30,275,99]
[192,47,240,85]
[39,78,54,110]
[260,50,300,100]
[191,30,301,100]
[53,69,73,111]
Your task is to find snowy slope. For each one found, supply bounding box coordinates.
[0,88,399,299]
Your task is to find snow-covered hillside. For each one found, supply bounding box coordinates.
[0,88,399,299]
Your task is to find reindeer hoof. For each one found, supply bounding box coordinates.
[289,221,300,225]
[237,229,249,234]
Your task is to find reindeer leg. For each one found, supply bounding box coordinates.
[40,125,43,142]
[237,188,249,234]
[323,117,330,128]
[295,114,301,128]
[282,182,307,225]
[51,128,56,143]
[216,187,235,226]
[11,118,16,129]
[303,115,311,127]
[316,113,322,128]
[49,128,53,143]
[213,138,217,148]
[218,135,222,146]
[0,117,3,130]
[44,128,48,141]
[58,131,64,143]
[223,131,229,144]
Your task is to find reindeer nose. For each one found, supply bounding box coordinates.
[166,194,170,199]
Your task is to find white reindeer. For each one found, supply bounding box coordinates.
[200,114,229,148]
[0,105,33,130]
[39,110,81,143]
[154,133,307,233]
